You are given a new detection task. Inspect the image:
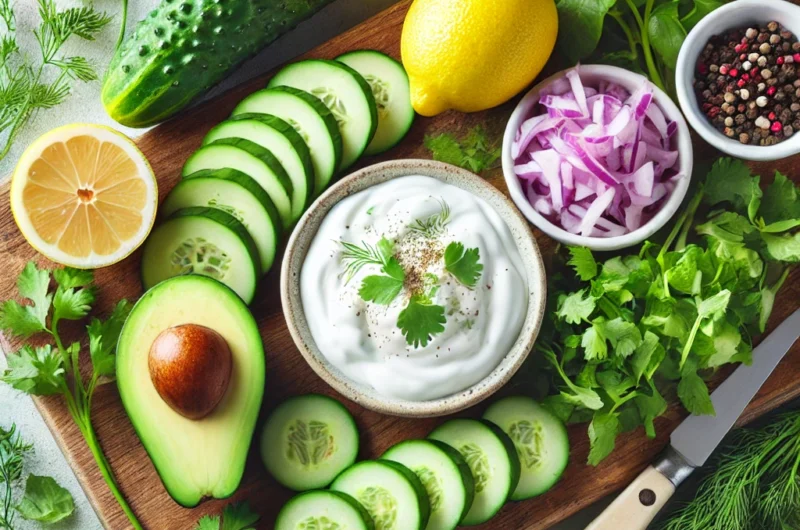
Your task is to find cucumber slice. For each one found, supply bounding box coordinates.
[428,419,520,526]
[203,114,313,220]
[336,50,414,156]
[483,396,570,500]
[382,439,474,530]
[141,207,260,304]
[161,169,280,275]
[276,490,374,530]
[232,87,342,196]
[182,138,294,231]
[331,460,430,530]
[268,59,377,171]
[261,394,359,491]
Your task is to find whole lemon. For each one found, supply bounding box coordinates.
[401,0,558,116]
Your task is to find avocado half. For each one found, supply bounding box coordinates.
[117,275,265,507]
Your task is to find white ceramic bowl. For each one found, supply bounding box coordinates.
[675,0,800,161]
[502,65,693,251]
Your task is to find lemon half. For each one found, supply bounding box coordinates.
[10,124,157,269]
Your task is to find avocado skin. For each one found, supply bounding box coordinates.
[102,0,334,128]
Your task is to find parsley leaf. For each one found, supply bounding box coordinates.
[581,319,608,361]
[603,318,642,358]
[444,242,483,288]
[635,382,667,438]
[358,258,405,305]
[424,126,501,174]
[0,262,51,338]
[52,268,93,289]
[397,294,446,348]
[704,158,760,211]
[567,246,598,280]
[762,232,800,263]
[195,516,220,530]
[760,171,800,226]
[87,300,133,378]
[1,345,64,396]
[15,475,74,523]
[52,284,95,323]
[588,412,620,466]
[558,289,596,325]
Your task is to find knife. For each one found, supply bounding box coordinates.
[586,308,800,530]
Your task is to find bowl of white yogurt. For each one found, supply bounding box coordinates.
[281,159,546,417]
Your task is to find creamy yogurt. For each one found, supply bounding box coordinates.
[301,176,528,401]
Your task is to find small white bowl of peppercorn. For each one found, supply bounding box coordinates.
[676,0,800,161]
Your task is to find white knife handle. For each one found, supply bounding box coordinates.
[585,466,675,530]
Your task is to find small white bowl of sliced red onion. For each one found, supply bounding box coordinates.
[502,65,692,251]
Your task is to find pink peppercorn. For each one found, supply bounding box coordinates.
[769,111,777,120]
[794,53,800,62]
[778,56,786,65]
[742,73,751,81]
[720,65,729,75]
[771,121,783,132]
[729,68,739,77]
[697,62,708,74]
[737,79,747,88]
[767,86,778,96]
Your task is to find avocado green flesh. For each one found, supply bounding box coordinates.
[116,275,265,507]
[102,0,335,127]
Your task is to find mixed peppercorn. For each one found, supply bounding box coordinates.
[694,21,800,146]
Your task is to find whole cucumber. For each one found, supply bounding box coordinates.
[102,0,334,128]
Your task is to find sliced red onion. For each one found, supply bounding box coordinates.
[512,67,682,236]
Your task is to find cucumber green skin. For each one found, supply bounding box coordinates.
[234,86,344,184]
[179,168,281,273]
[225,113,315,207]
[142,206,261,303]
[276,490,375,530]
[336,50,415,156]
[479,419,522,503]
[425,439,476,523]
[268,59,378,171]
[102,0,334,127]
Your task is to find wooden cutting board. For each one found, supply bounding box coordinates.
[1,1,799,529]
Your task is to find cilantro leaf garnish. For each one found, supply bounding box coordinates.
[0,262,52,338]
[760,171,800,226]
[444,242,483,288]
[193,502,260,530]
[2,345,64,396]
[358,258,405,305]
[587,412,620,466]
[567,246,598,280]
[557,289,596,325]
[397,293,446,348]
[704,157,760,211]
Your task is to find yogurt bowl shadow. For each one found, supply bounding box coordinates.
[280,159,547,418]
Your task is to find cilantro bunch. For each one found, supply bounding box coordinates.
[535,158,798,465]
[194,502,259,530]
[424,125,502,174]
[0,264,140,529]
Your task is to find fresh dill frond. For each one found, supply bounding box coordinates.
[409,198,451,238]
[0,0,114,161]
[339,237,393,283]
[0,423,34,528]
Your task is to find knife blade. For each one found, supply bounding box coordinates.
[586,308,800,530]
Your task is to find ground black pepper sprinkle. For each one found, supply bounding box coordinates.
[694,21,800,145]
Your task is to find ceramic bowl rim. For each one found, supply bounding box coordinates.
[280,159,547,418]
[502,64,693,251]
[675,0,800,161]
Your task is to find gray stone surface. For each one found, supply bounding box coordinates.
[0,1,608,528]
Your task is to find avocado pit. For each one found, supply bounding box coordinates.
[148,324,232,420]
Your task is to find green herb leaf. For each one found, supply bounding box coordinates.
[759,171,800,226]
[555,0,617,63]
[630,331,665,383]
[698,289,732,319]
[221,502,259,530]
[761,232,800,263]
[581,319,608,361]
[677,361,715,416]
[397,294,446,348]
[444,242,483,288]
[647,2,686,70]
[557,289,596,324]
[52,267,93,289]
[87,300,132,378]
[340,237,394,282]
[0,262,52,338]
[52,284,95,322]
[195,515,221,530]
[588,412,620,466]
[635,382,667,438]
[424,126,500,173]
[1,345,64,396]
[15,474,74,523]
[603,317,642,358]
[703,158,760,212]
[359,258,405,305]
[567,246,598,280]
